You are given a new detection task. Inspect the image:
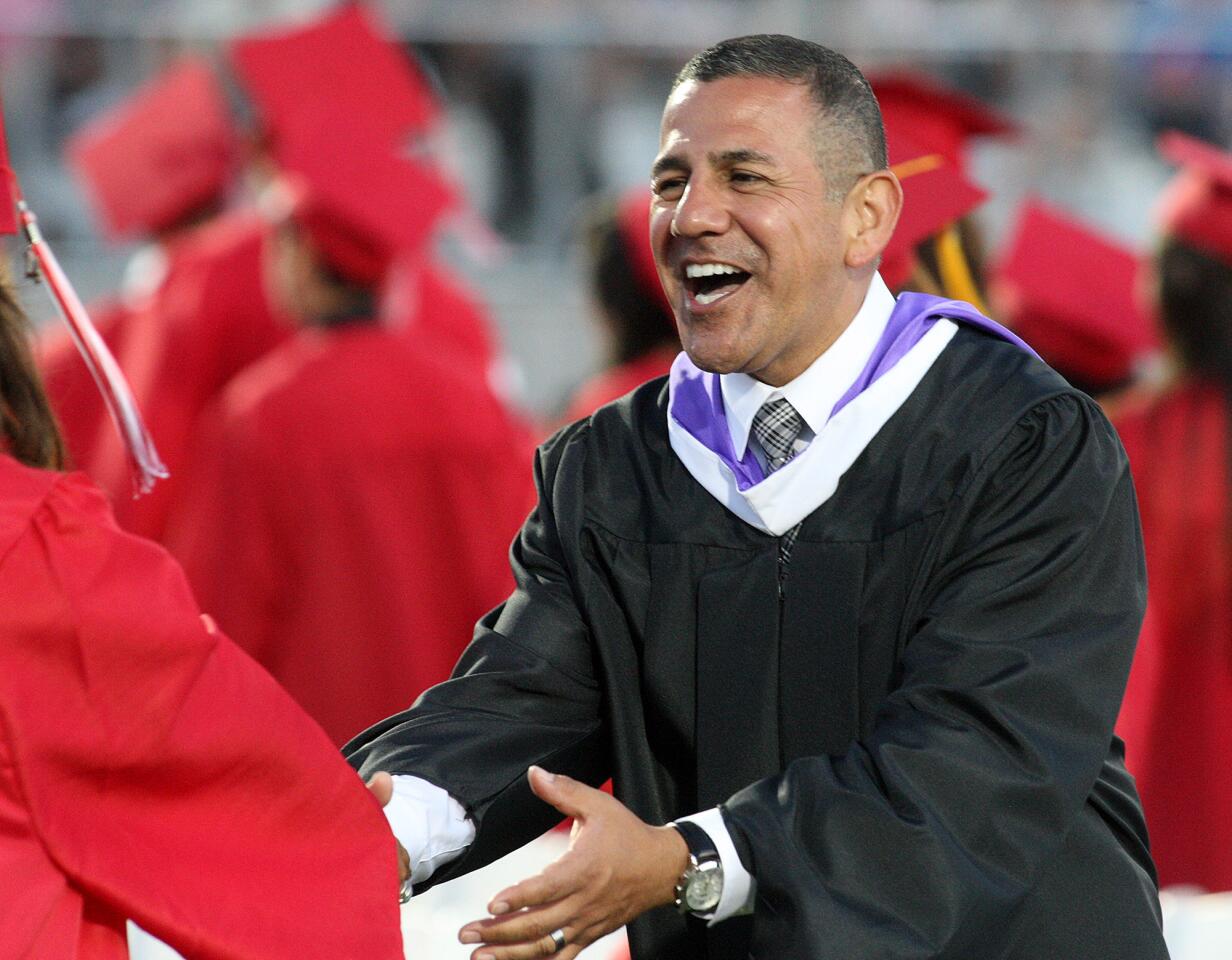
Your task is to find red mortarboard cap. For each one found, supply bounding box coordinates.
[880,132,989,289]
[616,188,673,321]
[66,57,237,241]
[229,5,439,156]
[272,116,455,286]
[1155,130,1232,268]
[991,197,1157,389]
[870,69,1018,174]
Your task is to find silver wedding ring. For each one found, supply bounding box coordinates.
[398,877,413,904]
[548,928,567,953]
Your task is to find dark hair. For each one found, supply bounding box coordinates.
[913,216,989,303]
[0,257,65,470]
[1157,236,1232,391]
[672,34,886,195]
[586,203,677,365]
[276,219,378,328]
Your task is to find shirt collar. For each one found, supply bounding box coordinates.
[721,272,897,459]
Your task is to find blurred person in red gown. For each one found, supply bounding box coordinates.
[34,56,239,466]
[869,69,1017,307]
[989,196,1161,409]
[877,127,990,301]
[168,126,536,748]
[35,55,293,542]
[41,6,501,548]
[562,189,679,422]
[0,250,404,956]
[1115,130,1232,893]
[228,3,507,392]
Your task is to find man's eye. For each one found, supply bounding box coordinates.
[730,170,763,185]
[654,178,686,200]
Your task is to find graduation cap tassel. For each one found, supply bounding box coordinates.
[15,200,168,495]
[935,224,990,316]
[2,87,165,494]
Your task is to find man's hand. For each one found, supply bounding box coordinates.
[457,766,688,959]
[366,772,412,885]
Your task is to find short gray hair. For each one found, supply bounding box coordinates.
[672,34,886,199]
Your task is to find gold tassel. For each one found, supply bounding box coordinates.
[935,224,989,314]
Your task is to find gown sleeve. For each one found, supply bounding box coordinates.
[346,427,608,887]
[720,393,1147,956]
[0,472,403,960]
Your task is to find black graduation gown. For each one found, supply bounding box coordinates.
[347,326,1168,959]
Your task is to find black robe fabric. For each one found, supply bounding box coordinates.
[347,326,1168,960]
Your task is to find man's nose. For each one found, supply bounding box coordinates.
[671,178,729,237]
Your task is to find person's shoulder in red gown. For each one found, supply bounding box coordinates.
[0,454,405,958]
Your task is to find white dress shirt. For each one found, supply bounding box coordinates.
[668,274,957,536]
[718,271,895,465]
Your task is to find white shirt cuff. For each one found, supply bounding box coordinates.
[675,807,756,924]
[384,775,476,889]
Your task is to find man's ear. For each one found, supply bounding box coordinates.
[843,170,903,269]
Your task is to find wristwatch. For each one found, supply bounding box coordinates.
[671,820,724,916]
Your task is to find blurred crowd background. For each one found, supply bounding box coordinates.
[4,0,1232,414]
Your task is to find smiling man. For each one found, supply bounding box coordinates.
[348,35,1168,960]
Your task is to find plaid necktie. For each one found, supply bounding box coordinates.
[751,397,806,583]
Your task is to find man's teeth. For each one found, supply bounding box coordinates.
[695,289,730,305]
[685,263,742,279]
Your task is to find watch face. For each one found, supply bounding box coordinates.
[685,863,724,912]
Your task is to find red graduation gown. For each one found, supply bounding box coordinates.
[0,455,403,959]
[1115,379,1232,892]
[97,211,292,542]
[562,348,678,424]
[412,263,501,381]
[36,210,292,543]
[168,323,537,746]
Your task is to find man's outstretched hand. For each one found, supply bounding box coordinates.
[366,772,411,886]
[458,766,688,959]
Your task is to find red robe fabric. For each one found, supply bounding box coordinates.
[0,455,403,959]
[36,222,506,550]
[1115,379,1232,892]
[36,210,292,543]
[562,348,678,424]
[167,323,537,746]
[410,263,500,382]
